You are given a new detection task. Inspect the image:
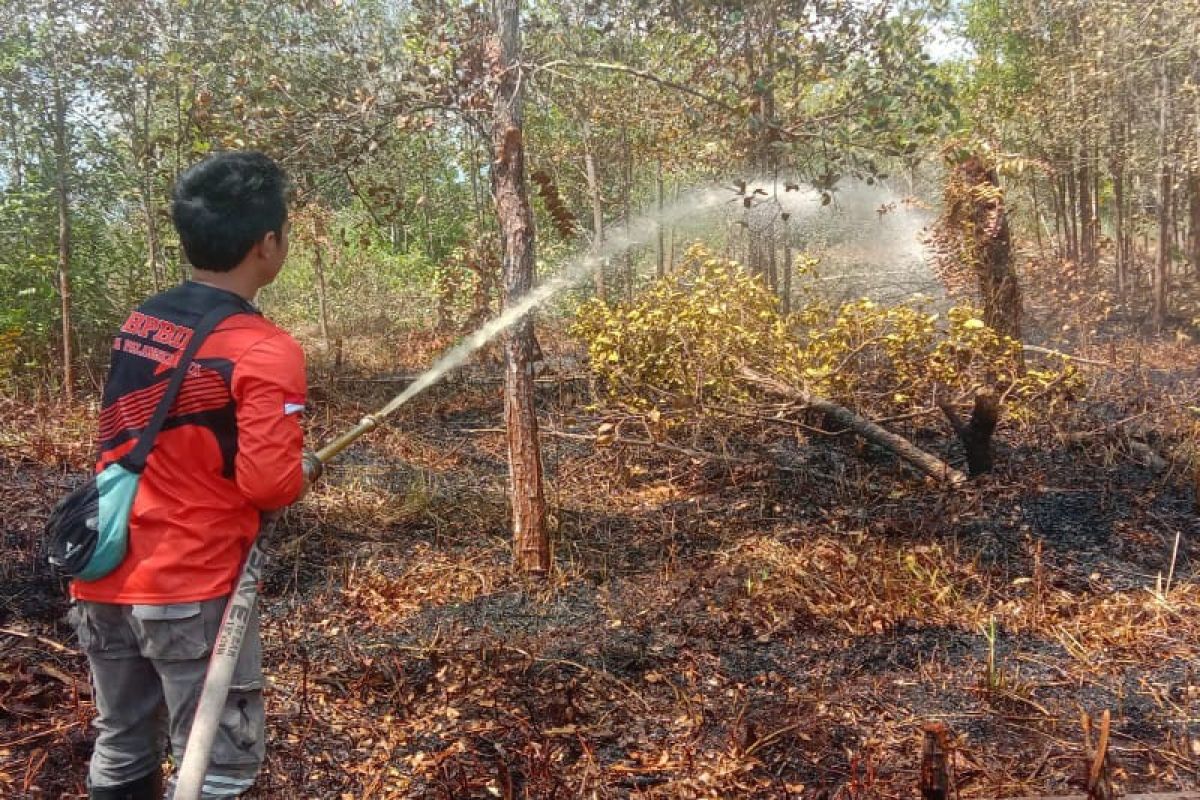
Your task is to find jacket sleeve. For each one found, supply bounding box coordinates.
[230,332,307,510]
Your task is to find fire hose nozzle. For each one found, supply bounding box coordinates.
[314,413,384,465]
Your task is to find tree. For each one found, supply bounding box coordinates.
[489,0,548,574]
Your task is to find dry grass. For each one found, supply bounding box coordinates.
[5,314,1200,798]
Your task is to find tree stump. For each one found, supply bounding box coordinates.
[940,393,999,476]
[919,722,952,800]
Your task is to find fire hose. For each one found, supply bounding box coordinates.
[172,416,378,800]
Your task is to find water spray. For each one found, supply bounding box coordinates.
[174,184,729,800]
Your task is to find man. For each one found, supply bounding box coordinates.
[70,151,318,799]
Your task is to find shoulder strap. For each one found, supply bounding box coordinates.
[120,303,246,473]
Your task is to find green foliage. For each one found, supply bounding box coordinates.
[261,204,444,337]
[573,245,1080,423]
[573,246,796,408]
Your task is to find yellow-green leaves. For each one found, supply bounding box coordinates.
[572,245,1081,423]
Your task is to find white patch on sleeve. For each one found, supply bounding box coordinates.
[283,402,305,415]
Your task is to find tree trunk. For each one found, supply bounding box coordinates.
[1153,57,1171,330]
[1030,175,1044,258]
[1077,155,1093,268]
[666,182,678,273]
[621,124,633,301]
[1192,95,1200,276]
[314,248,332,351]
[960,158,1023,350]
[781,214,792,315]
[766,217,778,292]
[468,127,484,224]
[1065,165,1080,262]
[52,78,74,399]
[1050,174,1066,257]
[581,116,605,301]
[139,76,162,291]
[1112,156,1127,296]
[490,0,549,575]
[142,175,162,292]
[656,160,665,279]
[1188,171,1200,277]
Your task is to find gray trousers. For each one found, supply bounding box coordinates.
[70,597,264,798]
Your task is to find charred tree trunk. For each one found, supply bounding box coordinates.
[941,156,1023,353]
[490,0,549,574]
[939,394,999,477]
[919,722,952,800]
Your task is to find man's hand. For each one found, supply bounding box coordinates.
[301,450,323,488]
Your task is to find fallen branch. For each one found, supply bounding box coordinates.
[541,428,756,465]
[0,627,78,656]
[1022,344,1123,370]
[740,367,968,486]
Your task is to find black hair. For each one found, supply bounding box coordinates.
[170,151,289,272]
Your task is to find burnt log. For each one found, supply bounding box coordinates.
[741,367,968,486]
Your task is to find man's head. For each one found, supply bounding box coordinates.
[171,151,290,288]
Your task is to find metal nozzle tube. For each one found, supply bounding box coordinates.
[314,414,379,464]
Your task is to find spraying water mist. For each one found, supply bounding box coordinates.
[315,185,731,461]
[314,177,938,463]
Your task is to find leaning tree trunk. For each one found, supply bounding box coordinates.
[52,78,74,399]
[490,0,549,574]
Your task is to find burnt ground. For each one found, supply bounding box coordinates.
[3,333,1200,798]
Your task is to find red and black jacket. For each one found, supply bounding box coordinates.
[73,281,307,604]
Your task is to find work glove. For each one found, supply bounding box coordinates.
[301,450,323,485]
